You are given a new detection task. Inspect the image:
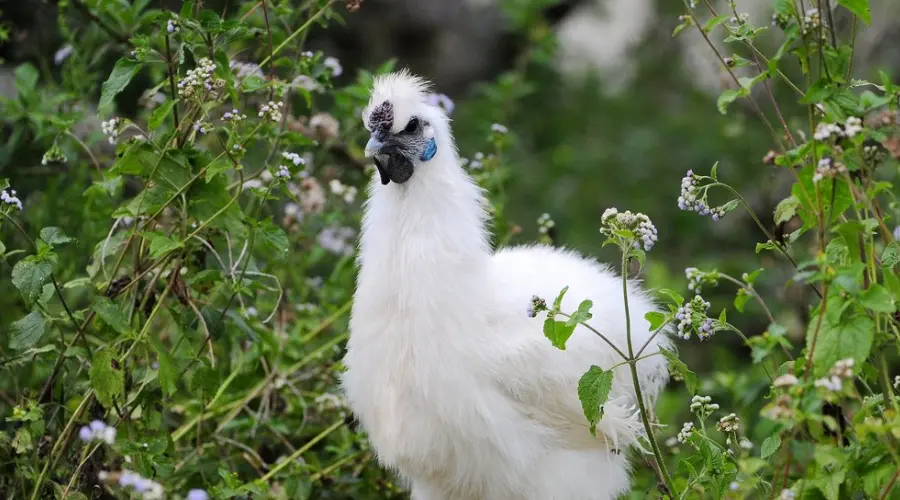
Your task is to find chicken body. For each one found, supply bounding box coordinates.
[342,71,669,500]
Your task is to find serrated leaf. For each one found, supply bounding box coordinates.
[578,365,614,436]
[859,285,895,313]
[39,227,73,246]
[151,338,177,396]
[774,196,800,224]
[257,219,289,262]
[659,347,699,394]
[882,241,900,268]
[148,100,178,130]
[644,311,667,331]
[800,78,833,104]
[145,232,184,259]
[92,297,132,334]
[204,157,232,183]
[656,288,684,308]
[190,364,219,397]
[12,258,53,303]
[9,311,46,350]
[90,348,124,408]
[807,312,874,377]
[99,58,143,109]
[566,300,593,326]
[544,317,577,350]
[838,0,871,25]
[761,435,781,459]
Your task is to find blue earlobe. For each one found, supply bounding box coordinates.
[420,138,437,162]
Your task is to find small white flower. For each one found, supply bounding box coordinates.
[773,374,799,388]
[78,420,116,445]
[676,421,695,443]
[186,489,208,500]
[537,213,555,235]
[717,413,740,433]
[491,123,509,134]
[258,101,284,123]
[102,118,121,145]
[323,56,342,77]
[54,44,74,65]
[291,74,320,91]
[844,116,863,137]
[779,489,796,500]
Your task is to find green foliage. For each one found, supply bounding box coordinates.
[577,365,614,437]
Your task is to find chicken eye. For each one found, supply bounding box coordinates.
[404,118,419,133]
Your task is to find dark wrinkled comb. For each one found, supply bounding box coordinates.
[368,100,393,133]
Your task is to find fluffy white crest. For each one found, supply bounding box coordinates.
[362,69,447,134]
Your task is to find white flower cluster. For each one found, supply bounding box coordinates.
[678,170,725,220]
[102,118,121,145]
[675,295,712,340]
[812,157,847,183]
[258,101,284,123]
[166,18,179,33]
[324,56,343,77]
[274,165,291,179]
[717,413,740,433]
[282,151,305,167]
[78,420,116,445]
[329,179,358,203]
[178,58,223,100]
[773,373,799,388]
[317,225,355,256]
[301,51,315,58]
[1,187,23,211]
[186,490,208,500]
[813,116,864,141]
[462,152,492,170]
[537,213,555,235]
[685,267,718,295]
[192,120,209,135]
[676,421,695,443]
[814,358,855,392]
[41,145,66,165]
[99,470,164,499]
[689,395,719,417]
[222,108,247,123]
[779,489,796,500]
[802,8,820,32]
[491,123,509,134]
[600,208,658,251]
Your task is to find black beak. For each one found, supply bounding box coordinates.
[365,135,414,185]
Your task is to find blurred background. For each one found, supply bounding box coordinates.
[2,1,900,493]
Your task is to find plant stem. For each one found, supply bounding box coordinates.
[257,419,344,483]
[622,253,676,498]
[258,0,336,68]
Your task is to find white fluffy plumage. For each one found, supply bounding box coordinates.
[341,70,670,500]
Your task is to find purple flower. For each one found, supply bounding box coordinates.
[426,93,454,114]
[187,489,209,500]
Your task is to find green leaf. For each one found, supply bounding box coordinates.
[703,15,731,33]
[99,58,143,109]
[241,75,267,93]
[565,300,593,326]
[659,347,699,394]
[734,290,751,313]
[39,227,73,247]
[774,196,800,224]
[644,311,666,331]
[151,338,177,396]
[760,435,781,459]
[12,258,53,303]
[578,365,614,436]
[807,312,874,377]
[90,348,125,408]
[710,162,719,181]
[552,286,569,311]
[92,297,132,334]
[257,219,289,262]
[145,232,184,259]
[800,78,833,104]
[148,100,178,130]
[859,285,895,313]
[204,157,232,183]
[716,88,743,114]
[837,0,871,25]
[14,64,39,94]
[882,241,900,268]
[9,311,47,350]
[189,364,219,397]
[543,318,577,350]
[657,288,684,306]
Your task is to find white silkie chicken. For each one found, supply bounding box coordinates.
[341,70,670,500]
